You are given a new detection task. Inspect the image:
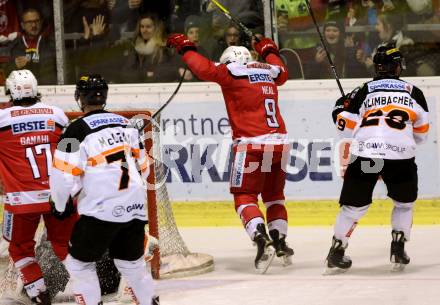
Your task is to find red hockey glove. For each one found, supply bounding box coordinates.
[166,33,197,55]
[254,37,280,59]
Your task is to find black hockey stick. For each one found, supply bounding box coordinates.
[209,0,260,41]
[134,68,187,132]
[305,0,345,96]
[151,68,186,122]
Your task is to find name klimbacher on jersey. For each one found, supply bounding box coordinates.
[364,95,413,109]
[363,79,414,110]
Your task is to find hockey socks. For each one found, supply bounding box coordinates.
[334,205,369,246]
[114,257,154,305]
[64,255,102,305]
[391,200,414,240]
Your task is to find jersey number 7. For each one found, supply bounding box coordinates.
[105,151,130,190]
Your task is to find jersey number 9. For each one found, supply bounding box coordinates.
[264,99,280,128]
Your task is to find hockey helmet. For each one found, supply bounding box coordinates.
[373,43,405,77]
[220,46,252,65]
[74,74,108,108]
[5,70,39,104]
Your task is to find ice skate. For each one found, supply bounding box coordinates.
[153,295,160,304]
[30,291,51,305]
[253,224,275,274]
[324,236,352,275]
[390,230,410,272]
[269,229,294,266]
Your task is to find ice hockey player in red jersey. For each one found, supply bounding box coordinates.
[0,70,77,304]
[326,44,430,273]
[167,33,293,273]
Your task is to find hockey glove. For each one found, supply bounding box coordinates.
[332,94,351,123]
[50,196,76,220]
[254,38,280,59]
[166,33,197,55]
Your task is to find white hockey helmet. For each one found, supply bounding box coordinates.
[220,46,252,65]
[5,69,38,102]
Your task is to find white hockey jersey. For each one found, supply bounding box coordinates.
[49,110,149,223]
[332,77,429,159]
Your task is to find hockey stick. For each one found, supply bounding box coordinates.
[151,68,186,122]
[134,68,187,132]
[305,0,345,96]
[209,0,259,41]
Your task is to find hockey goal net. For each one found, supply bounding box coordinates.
[0,109,214,303]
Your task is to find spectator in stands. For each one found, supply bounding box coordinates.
[64,0,112,34]
[65,11,133,83]
[121,13,177,83]
[9,8,56,84]
[207,0,264,38]
[310,19,368,79]
[0,0,20,84]
[356,12,414,73]
[18,0,54,35]
[211,24,243,61]
[108,0,141,41]
[400,0,440,76]
[177,15,209,81]
[275,0,327,78]
[0,0,20,44]
[173,0,204,32]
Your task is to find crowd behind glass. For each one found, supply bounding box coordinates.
[1,0,439,85]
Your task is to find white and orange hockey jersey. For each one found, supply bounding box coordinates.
[333,77,429,159]
[49,110,149,223]
[0,103,68,214]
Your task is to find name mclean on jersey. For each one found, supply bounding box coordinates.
[363,95,414,109]
[98,131,130,147]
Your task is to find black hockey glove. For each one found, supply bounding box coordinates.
[332,94,351,123]
[50,196,76,220]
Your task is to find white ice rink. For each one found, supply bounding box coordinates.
[157,226,440,305]
[60,226,440,305]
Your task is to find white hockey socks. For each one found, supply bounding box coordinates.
[334,205,370,247]
[245,217,266,240]
[391,200,414,240]
[265,200,288,236]
[64,254,102,305]
[114,257,154,305]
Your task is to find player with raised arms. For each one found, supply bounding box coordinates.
[167,33,293,273]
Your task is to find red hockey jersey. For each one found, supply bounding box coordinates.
[182,51,289,147]
[0,103,68,214]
